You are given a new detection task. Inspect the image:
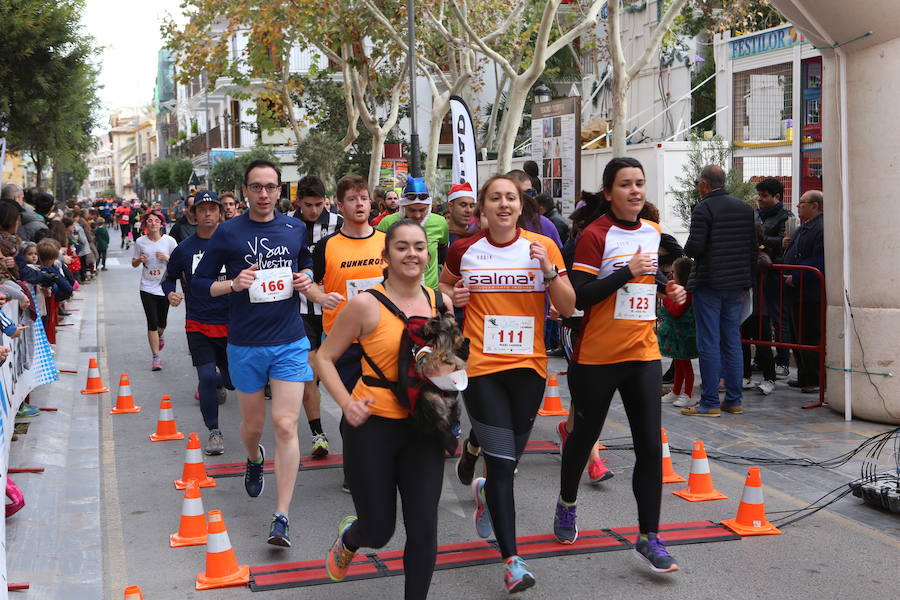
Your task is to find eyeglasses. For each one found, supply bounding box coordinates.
[524,189,537,198]
[247,183,280,193]
[406,193,430,201]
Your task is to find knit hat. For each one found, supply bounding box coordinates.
[448,182,475,202]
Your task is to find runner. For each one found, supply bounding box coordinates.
[439,174,575,593]
[193,159,316,548]
[161,190,232,455]
[291,175,343,457]
[308,174,385,397]
[551,157,686,574]
[317,218,454,599]
[220,191,238,220]
[130,209,177,371]
[370,188,400,226]
[376,178,448,290]
[117,202,131,249]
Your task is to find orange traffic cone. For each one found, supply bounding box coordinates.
[170,479,209,547]
[123,585,143,599]
[722,467,782,536]
[538,373,568,416]
[111,373,141,414]
[149,396,184,442]
[672,440,728,502]
[175,433,216,489]
[661,428,686,484]
[80,357,109,394]
[195,510,250,590]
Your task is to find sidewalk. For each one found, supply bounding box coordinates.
[5,279,103,599]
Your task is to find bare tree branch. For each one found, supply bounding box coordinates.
[450,1,517,78]
[626,0,689,81]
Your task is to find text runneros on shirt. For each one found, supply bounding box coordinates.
[192,211,312,347]
[443,228,566,378]
[313,228,386,334]
[572,213,662,364]
[161,233,229,334]
[133,234,178,295]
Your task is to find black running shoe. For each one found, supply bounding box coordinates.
[456,437,480,486]
[244,444,265,497]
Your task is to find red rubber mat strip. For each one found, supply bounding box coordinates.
[8,467,44,474]
[208,440,562,479]
[38,407,58,412]
[249,524,738,591]
[8,582,30,591]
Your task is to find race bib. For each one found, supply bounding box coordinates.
[346,276,382,299]
[483,315,535,355]
[249,267,293,303]
[145,267,164,281]
[614,283,656,320]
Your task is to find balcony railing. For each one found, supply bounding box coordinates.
[186,126,222,158]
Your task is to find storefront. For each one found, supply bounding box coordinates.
[714,24,823,208]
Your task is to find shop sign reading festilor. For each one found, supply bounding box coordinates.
[729,25,806,60]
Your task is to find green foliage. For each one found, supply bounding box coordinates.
[677,1,785,38]
[0,0,102,186]
[670,135,757,228]
[211,147,281,194]
[167,157,195,193]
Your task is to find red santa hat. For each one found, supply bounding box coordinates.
[448,182,475,202]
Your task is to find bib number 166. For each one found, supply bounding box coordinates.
[259,279,286,293]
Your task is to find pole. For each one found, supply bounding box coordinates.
[406,0,421,179]
[204,72,212,190]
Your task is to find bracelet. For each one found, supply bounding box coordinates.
[229,280,235,292]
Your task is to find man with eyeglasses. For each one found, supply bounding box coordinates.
[193,159,316,548]
[376,177,449,289]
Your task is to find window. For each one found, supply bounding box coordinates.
[732,63,793,143]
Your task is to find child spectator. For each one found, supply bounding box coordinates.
[659,256,698,407]
[36,238,71,345]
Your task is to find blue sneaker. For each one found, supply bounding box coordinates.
[16,403,41,418]
[553,498,578,544]
[503,555,535,593]
[267,512,291,547]
[472,477,493,539]
[244,444,265,498]
[634,532,679,573]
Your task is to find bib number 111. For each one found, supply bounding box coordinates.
[498,330,525,344]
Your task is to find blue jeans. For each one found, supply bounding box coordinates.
[693,286,744,409]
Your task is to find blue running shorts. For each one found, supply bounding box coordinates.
[227,337,313,393]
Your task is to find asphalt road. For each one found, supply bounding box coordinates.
[13,226,898,600]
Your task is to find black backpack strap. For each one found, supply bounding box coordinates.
[432,287,447,314]
[365,287,408,323]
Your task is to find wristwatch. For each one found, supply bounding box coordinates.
[543,265,559,283]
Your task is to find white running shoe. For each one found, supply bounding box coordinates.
[661,391,679,404]
[742,377,758,390]
[672,394,696,408]
[757,379,776,395]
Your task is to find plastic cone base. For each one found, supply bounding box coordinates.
[673,487,728,502]
[721,517,782,536]
[663,471,687,484]
[538,406,569,416]
[81,386,109,395]
[196,565,250,590]
[170,531,208,547]
[111,405,141,415]
[175,476,216,490]
[150,431,185,442]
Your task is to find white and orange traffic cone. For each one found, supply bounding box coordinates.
[721,467,782,536]
[149,396,184,442]
[661,428,686,484]
[195,510,250,590]
[538,373,568,416]
[110,373,141,414]
[123,585,144,599]
[672,440,728,502]
[81,357,109,394]
[174,433,216,489]
[170,479,208,547]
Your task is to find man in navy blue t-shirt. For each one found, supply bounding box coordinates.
[193,160,315,549]
[162,190,232,457]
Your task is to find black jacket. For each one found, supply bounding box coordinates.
[782,213,825,299]
[684,188,757,291]
[169,215,197,244]
[757,202,793,261]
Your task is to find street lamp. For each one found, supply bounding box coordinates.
[533,82,552,105]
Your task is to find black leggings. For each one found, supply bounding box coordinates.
[560,361,663,534]
[462,368,544,558]
[139,290,169,332]
[343,416,445,600]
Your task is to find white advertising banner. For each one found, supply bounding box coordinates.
[449,96,479,193]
